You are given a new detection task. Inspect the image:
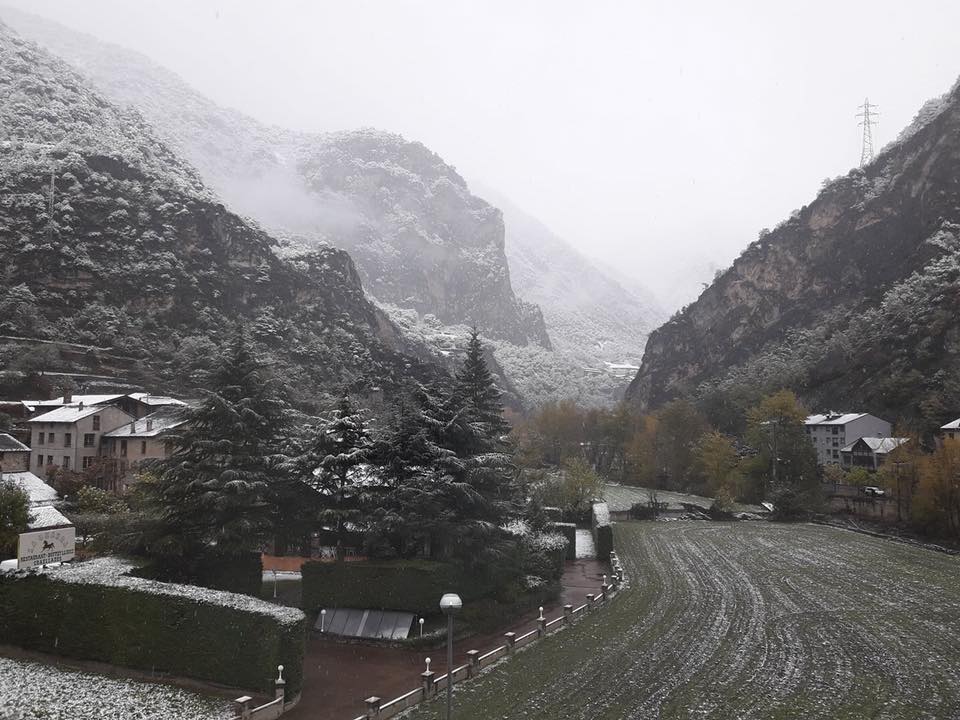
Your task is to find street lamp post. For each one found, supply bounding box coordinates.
[440,592,462,720]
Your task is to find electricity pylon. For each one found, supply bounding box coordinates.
[856,98,879,167]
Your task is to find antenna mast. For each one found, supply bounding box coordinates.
[856,98,879,167]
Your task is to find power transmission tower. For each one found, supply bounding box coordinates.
[856,97,879,167]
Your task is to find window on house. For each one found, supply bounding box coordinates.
[34,431,42,445]
[83,433,95,448]
[82,456,94,469]
[832,427,839,435]
[47,455,53,466]
[37,454,43,467]
[64,433,72,448]
[120,440,127,457]
[92,416,101,431]
[47,432,55,444]
[63,457,70,470]
[833,449,839,458]
[141,440,147,455]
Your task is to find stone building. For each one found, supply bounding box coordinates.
[26,403,134,474]
[0,433,30,472]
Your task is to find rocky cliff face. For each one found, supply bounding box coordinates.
[627,78,960,426]
[0,8,550,351]
[0,20,437,408]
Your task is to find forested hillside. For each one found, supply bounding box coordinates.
[628,77,960,429]
[0,7,550,352]
[0,20,438,408]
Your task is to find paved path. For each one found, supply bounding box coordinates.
[284,558,607,720]
[409,521,960,720]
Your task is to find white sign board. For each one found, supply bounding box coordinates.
[17,527,76,569]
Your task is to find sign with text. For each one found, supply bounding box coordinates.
[17,527,76,569]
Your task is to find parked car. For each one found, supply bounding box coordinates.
[863,486,886,497]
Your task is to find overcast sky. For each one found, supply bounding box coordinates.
[10,0,960,307]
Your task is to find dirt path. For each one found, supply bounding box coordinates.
[409,521,960,719]
[285,558,607,720]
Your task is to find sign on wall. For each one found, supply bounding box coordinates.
[17,527,76,569]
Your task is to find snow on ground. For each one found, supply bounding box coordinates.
[410,522,960,719]
[602,483,768,515]
[574,528,595,559]
[0,657,233,720]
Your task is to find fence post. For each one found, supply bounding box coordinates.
[233,696,252,720]
[365,696,382,718]
[466,649,480,676]
[537,606,546,637]
[586,593,595,609]
[563,604,573,624]
[421,670,436,698]
[504,631,517,655]
[275,664,286,704]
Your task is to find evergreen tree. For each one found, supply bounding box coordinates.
[290,395,373,557]
[452,329,510,449]
[143,329,288,562]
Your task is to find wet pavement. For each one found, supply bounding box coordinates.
[284,557,608,720]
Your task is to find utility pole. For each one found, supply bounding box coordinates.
[47,165,56,243]
[856,98,879,167]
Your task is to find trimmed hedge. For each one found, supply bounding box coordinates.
[0,559,305,697]
[548,522,577,560]
[592,501,614,560]
[301,559,495,616]
[134,550,263,596]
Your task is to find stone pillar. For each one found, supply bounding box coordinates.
[233,696,252,720]
[466,649,480,676]
[504,631,517,655]
[601,584,609,601]
[586,593,595,608]
[421,670,436,698]
[537,606,546,637]
[365,696,382,718]
[563,604,573,624]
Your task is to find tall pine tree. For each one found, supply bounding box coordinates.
[143,329,288,563]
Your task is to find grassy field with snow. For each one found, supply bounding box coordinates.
[411,521,960,719]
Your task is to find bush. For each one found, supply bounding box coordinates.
[135,550,263,596]
[301,559,495,616]
[547,522,577,560]
[591,502,613,560]
[0,558,305,696]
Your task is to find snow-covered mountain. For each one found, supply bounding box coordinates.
[475,184,665,365]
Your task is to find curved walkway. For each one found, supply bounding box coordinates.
[409,521,960,719]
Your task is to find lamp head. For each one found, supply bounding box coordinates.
[439,592,462,615]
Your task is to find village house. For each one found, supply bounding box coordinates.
[26,403,134,474]
[805,413,892,465]
[101,408,187,491]
[937,418,960,447]
[0,433,30,472]
[22,391,185,420]
[840,437,910,471]
[0,470,73,570]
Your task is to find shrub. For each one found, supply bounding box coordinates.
[591,502,613,560]
[135,550,263,596]
[301,559,495,616]
[547,522,577,560]
[0,558,305,696]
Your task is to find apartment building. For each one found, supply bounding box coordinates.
[26,403,134,473]
[805,412,892,465]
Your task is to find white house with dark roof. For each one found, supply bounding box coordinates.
[26,403,134,473]
[0,432,30,472]
[840,437,910,470]
[805,412,892,465]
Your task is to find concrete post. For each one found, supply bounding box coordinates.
[601,584,609,601]
[537,606,546,637]
[365,696,381,718]
[421,670,436,698]
[466,649,480,676]
[504,631,517,655]
[586,593,595,608]
[563,604,573,624]
[233,696,252,720]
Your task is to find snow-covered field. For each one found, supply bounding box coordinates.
[410,521,960,719]
[603,483,768,515]
[0,657,233,720]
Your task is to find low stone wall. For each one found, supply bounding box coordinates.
[348,552,627,720]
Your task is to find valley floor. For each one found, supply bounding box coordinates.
[411,521,960,719]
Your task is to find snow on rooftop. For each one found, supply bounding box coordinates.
[0,657,233,720]
[103,408,187,438]
[805,413,869,426]
[840,437,910,454]
[31,394,124,408]
[0,432,29,452]
[36,558,305,627]
[28,504,72,530]
[27,404,129,424]
[1,471,58,505]
[125,393,187,406]
[941,418,960,430]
